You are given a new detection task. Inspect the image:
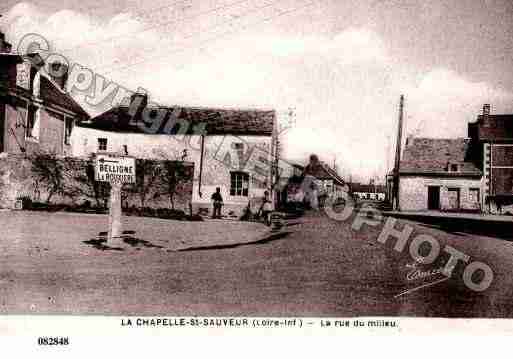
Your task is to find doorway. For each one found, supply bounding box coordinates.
[447,188,460,210]
[427,186,440,210]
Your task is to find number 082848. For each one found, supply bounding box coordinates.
[37,337,69,345]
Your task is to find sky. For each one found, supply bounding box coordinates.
[1,0,513,182]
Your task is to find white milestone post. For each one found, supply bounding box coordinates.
[108,182,123,244]
[95,155,136,245]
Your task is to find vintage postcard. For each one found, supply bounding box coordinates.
[0,0,512,355]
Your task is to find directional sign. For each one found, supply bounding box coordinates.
[16,60,31,90]
[95,155,136,184]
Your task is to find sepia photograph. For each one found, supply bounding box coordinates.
[1,0,513,348]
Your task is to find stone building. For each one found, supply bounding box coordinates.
[73,94,278,217]
[398,137,482,211]
[0,31,90,209]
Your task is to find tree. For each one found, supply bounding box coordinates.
[67,157,109,208]
[30,153,65,204]
[156,161,190,210]
[152,148,192,210]
[129,159,161,208]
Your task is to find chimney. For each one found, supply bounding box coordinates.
[128,90,148,121]
[48,62,69,90]
[482,103,491,127]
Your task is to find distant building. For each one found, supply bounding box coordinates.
[304,156,347,196]
[350,182,386,201]
[284,155,348,208]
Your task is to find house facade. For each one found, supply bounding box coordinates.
[398,137,482,212]
[73,94,278,217]
[0,32,88,157]
[0,31,92,209]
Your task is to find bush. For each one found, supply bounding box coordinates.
[30,202,50,211]
[156,208,186,220]
[123,206,193,221]
[63,203,107,214]
[186,214,204,222]
[141,207,156,218]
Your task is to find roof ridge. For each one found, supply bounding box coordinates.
[409,136,467,141]
[116,104,275,113]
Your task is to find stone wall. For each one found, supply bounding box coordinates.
[0,153,194,212]
[399,176,483,211]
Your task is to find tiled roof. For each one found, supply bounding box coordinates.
[400,137,481,176]
[0,53,89,118]
[81,105,275,136]
[304,162,345,185]
[40,76,89,117]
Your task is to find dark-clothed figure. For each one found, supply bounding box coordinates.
[259,191,272,226]
[211,187,223,219]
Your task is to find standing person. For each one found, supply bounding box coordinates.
[259,191,273,226]
[211,187,223,219]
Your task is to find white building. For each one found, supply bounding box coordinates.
[72,95,278,217]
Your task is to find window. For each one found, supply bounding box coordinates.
[449,164,459,172]
[64,117,73,145]
[97,138,108,151]
[25,104,39,140]
[230,171,249,196]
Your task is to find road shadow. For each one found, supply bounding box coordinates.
[123,237,164,249]
[178,231,292,252]
[415,223,468,237]
[83,230,163,250]
[82,238,124,251]
[387,214,513,240]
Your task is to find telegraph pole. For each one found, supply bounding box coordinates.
[393,95,405,211]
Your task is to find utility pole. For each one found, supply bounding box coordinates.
[393,95,405,211]
[386,135,391,175]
